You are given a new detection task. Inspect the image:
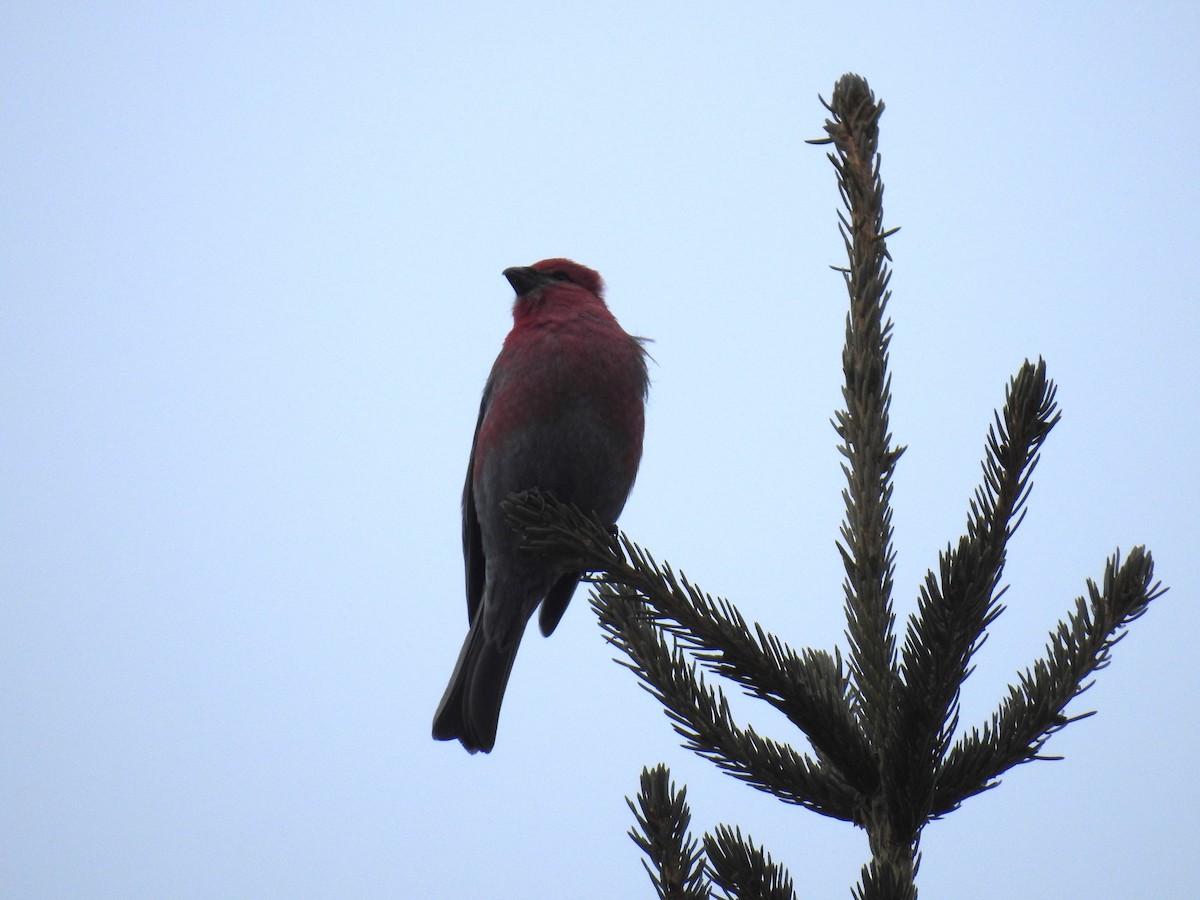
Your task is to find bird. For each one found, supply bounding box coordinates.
[432,258,649,753]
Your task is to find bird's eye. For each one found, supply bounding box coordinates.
[548,271,572,283]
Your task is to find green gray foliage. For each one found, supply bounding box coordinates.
[504,72,1165,899]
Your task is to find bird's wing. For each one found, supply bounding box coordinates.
[537,573,581,637]
[462,378,492,624]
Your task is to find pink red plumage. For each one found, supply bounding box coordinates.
[432,259,649,753]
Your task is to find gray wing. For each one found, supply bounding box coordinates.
[537,574,581,636]
[462,378,493,624]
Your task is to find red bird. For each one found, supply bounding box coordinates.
[432,259,649,753]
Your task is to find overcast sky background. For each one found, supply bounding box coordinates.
[4,4,1198,898]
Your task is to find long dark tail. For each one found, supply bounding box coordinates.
[432,617,522,753]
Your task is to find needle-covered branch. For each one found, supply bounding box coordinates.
[818,73,904,752]
[505,492,876,800]
[704,825,797,900]
[887,359,1061,838]
[851,860,917,900]
[592,578,860,820]
[628,765,711,900]
[932,547,1164,815]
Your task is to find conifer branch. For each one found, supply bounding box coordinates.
[822,73,903,750]
[888,360,1061,837]
[931,547,1164,815]
[505,493,876,800]
[704,825,797,900]
[821,71,920,894]
[593,579,859,820]
[851,860,917,900]
[628,765,711,899]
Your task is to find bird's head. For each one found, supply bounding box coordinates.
[503,259,605,299]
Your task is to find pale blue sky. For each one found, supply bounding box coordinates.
[3,4,1197,898]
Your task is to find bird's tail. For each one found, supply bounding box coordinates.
[432,618,521,753]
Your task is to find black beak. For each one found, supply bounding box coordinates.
[503,266,550,296]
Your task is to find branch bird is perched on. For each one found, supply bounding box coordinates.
[432,259,649,753]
